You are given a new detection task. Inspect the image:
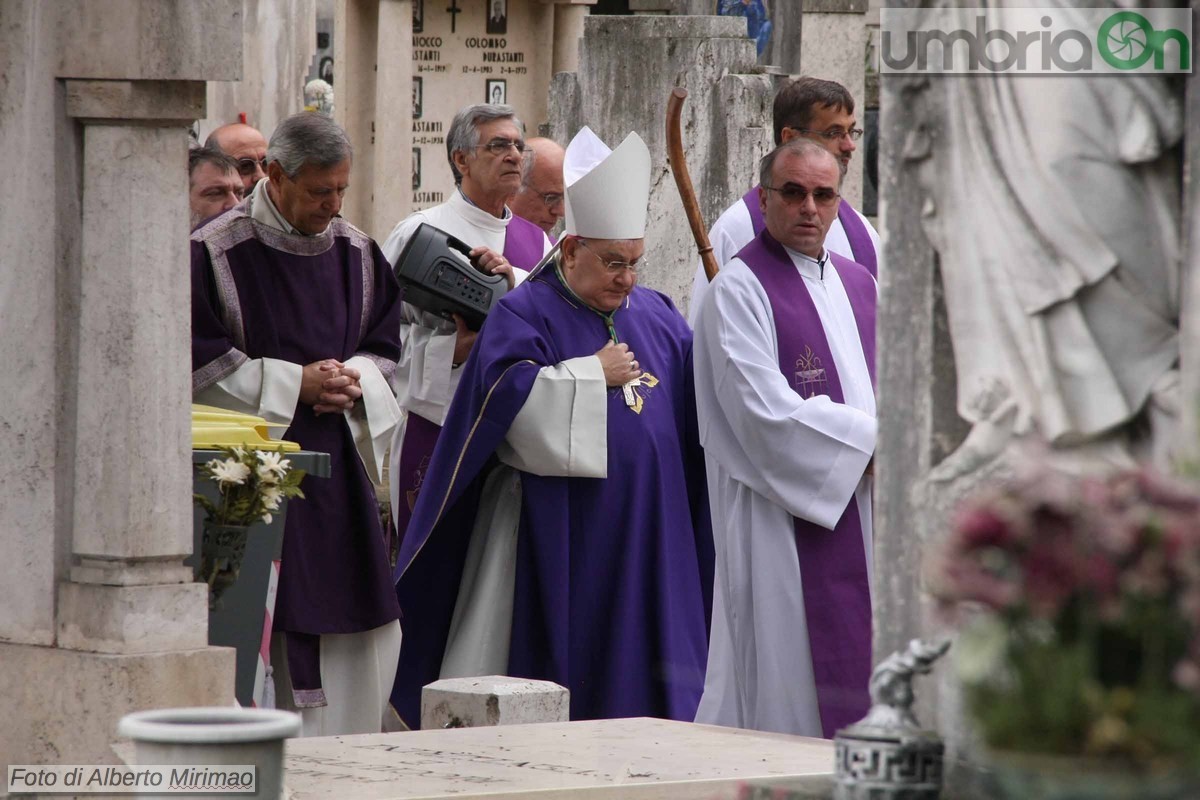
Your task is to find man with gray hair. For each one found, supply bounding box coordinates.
[693,139,877,738]
[508,137,566,238]
[380,103,551,550]
[191,111,405,736]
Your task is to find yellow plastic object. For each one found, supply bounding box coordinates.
[191,404,300,452]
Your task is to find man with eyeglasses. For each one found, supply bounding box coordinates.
[205,122,270,195]
[508,137,566,238]
[381,104,552,552]
[688,76,879,324]
[693,139,876,739]
[390,126,713,728]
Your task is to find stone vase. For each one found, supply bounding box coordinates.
[200,521,253,609]
[117,707,300,800]
[986,750,1200,800]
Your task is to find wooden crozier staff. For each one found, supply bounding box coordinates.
[666,87,719,283]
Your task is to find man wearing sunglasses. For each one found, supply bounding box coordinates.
[381,104,553,550]
[391,127,712,728]
[688,76,879,323]
[693,140,876,739]
[205,121,269,195]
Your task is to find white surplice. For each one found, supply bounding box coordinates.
[692,247,877,737]
[379,191,550,515]
[687,194,880,325]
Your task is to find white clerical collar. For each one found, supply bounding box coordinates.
[783,244,828,281]
[248,177,302,235]
[452,187,512,228]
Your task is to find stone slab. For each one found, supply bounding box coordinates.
[283,717,835,799]
[804,0,867,14]
[54,0,243,82]
[0,642,234,766]
[65,80,207,123]
[421,675,569,729]
[57,581,210,654]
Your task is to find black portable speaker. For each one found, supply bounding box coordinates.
[392,223,509,331]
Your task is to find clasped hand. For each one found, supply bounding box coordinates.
[300,359,363,415]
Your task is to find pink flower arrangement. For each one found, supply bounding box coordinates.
[931,464,1200,767]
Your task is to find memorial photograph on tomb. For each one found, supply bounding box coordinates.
[487,0,507,34]
[413,76,423,118]
[414,0,424,33]
[413,147,421,190]
[487,78,506,105]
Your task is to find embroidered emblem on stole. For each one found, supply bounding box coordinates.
[619,371,660,415]
[794,346,828,398]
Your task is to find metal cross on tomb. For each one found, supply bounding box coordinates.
[446,0,462,32]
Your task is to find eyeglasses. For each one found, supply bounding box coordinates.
[577,240,644,274]
[793,127,865,142]
[237,157,268,177]
[538,191,564,209]
[762,184,841,207]
[476,138,533,157]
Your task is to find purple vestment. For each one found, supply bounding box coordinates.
[391,266,714,727]
[741,188,877,278]
[389,215,548,550]
[736,230,876,736]
[191,209,404,707]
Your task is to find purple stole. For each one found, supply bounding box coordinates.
[503,214,547,270]
[736,230,876,738]
[392,213,547,548]
[741,188,878,279]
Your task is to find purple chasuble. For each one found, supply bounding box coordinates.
[742,188,878,279]
[503,214,547,270]
[191,209,404,707]
[390,267,714,728]
[735,230,876,737]
[391,213,547,548]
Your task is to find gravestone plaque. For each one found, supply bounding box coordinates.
[411,0,544,210]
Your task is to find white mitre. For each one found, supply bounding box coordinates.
[563,126,651,240]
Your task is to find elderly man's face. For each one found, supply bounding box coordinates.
[561,236,642,313]
[761,150,841,259]
[270,159,350,235]
[216,126,269,192]
[189,162,243,228]
[458,118,525,200]
[510,151,565,233]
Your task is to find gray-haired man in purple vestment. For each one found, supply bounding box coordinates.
[380,103,552,548]
[693,139,877,738]
[191,111,405,736]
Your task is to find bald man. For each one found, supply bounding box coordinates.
[509,137,565,236]
[206,122,269,194]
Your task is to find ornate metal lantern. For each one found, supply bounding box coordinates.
[834,639,950,800]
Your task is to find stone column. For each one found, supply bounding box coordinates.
[550,1,592,75]
[374,0,416,238]
[0,0,240,767]
[337,0,415,241]
[1179,0,1200,453]
[800,0,868,209]
[547,15,771,312]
